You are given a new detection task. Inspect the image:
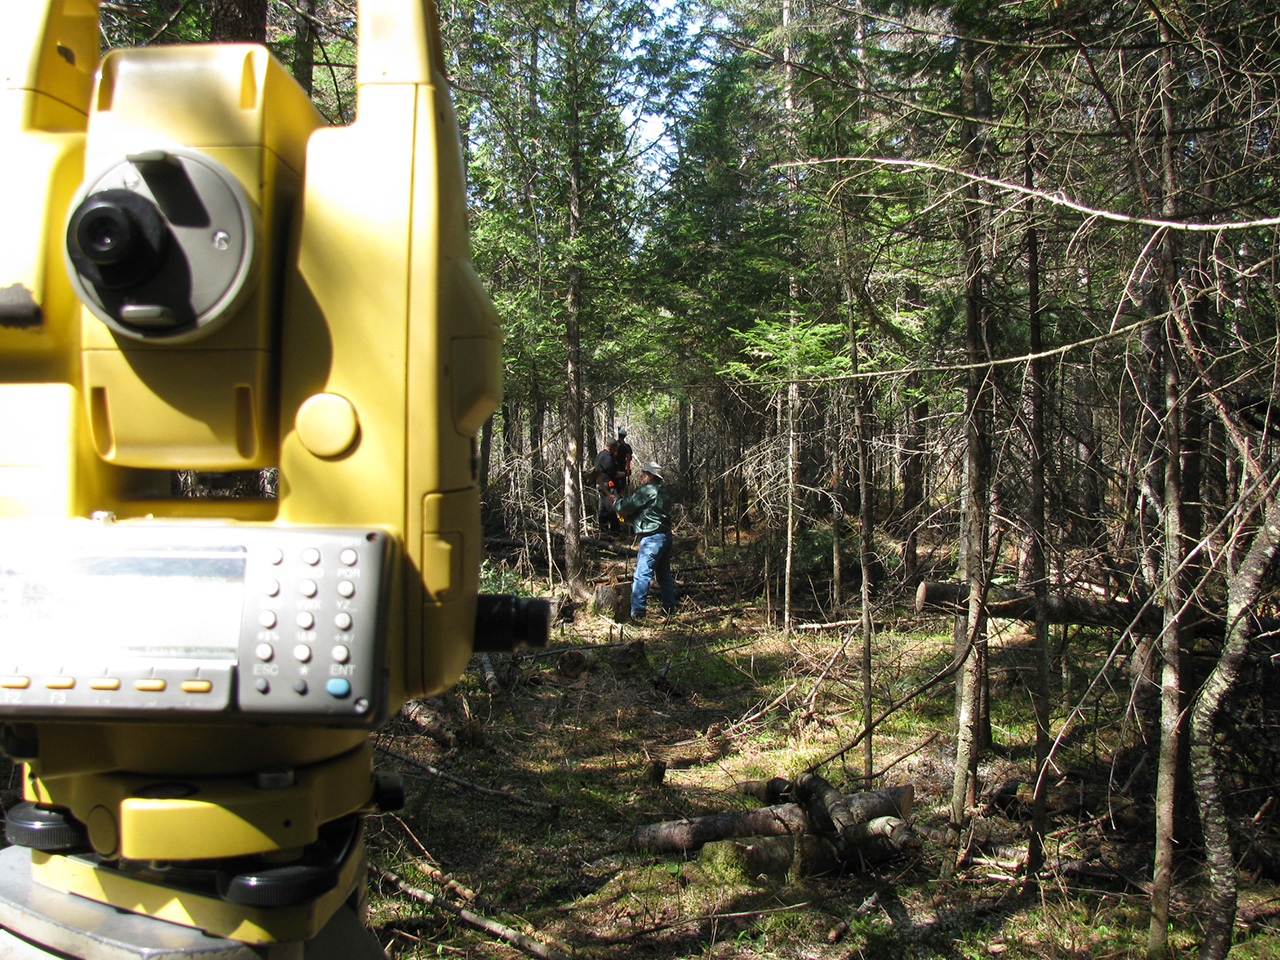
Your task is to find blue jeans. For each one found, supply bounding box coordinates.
[631,532,675,618]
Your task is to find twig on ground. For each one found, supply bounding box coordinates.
[849,732,942,785]
[479,653,501,693]
[375,745,558,813]
[374,865,573,960]
[796,631,855,716]
[729,680,800,730]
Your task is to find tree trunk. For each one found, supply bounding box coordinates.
[947,34,990,871]
[1191,492,1280,960]
[1149,23,1186,956]
[1023,122,1053,885]
[290,0,317,94]
[679,395,690,490]
[561,0,585,591]
[855,378,874,780]
[831,391,844,610]
[780,0,799,635]
[478,413,493,495]
[901,381,927,584]
[210,0,266,42]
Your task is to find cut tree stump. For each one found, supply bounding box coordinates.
[590,581,632,621]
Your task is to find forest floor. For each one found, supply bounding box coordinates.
[365,544,1280,960]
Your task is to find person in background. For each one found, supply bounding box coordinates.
[615,427,633,491]
[593,439,624,535]
[607,461,675,620]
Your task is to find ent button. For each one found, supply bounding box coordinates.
[326,678,352,698]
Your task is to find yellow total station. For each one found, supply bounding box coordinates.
[0,0,548,954]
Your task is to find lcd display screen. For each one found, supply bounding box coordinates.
[0,545,247,663]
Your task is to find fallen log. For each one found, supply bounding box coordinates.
[795,774,914,852]
[635,782,917,859]
[632,803,811,854]
[918,581,1280,640]
[916,581,1163,632]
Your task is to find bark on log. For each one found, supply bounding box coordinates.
[632,803,811,853]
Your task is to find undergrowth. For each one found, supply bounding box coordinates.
[362,590,1280,959]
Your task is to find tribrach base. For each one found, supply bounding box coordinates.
[0,846,387,960]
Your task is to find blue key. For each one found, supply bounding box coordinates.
[326,678,352,698]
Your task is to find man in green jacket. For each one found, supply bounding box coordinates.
[606,461,676,620]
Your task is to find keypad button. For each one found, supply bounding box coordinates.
[293,644,312,663]
[326,678,352,698]
[332,645,350,663]
[256,643,274,661]
[296,611,315,630]
[258,610,278,629]
[340,548,358,566]
[263,578,280,597]
[135,679,166,692]
[337,579,356,598]
[302,548,321,566]
[334,612,353,631]
[299,579,318,598]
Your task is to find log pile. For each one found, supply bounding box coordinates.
[632,774,916,881]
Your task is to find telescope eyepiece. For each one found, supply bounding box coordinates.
[67,188,169,290]
[75,200,135,265]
